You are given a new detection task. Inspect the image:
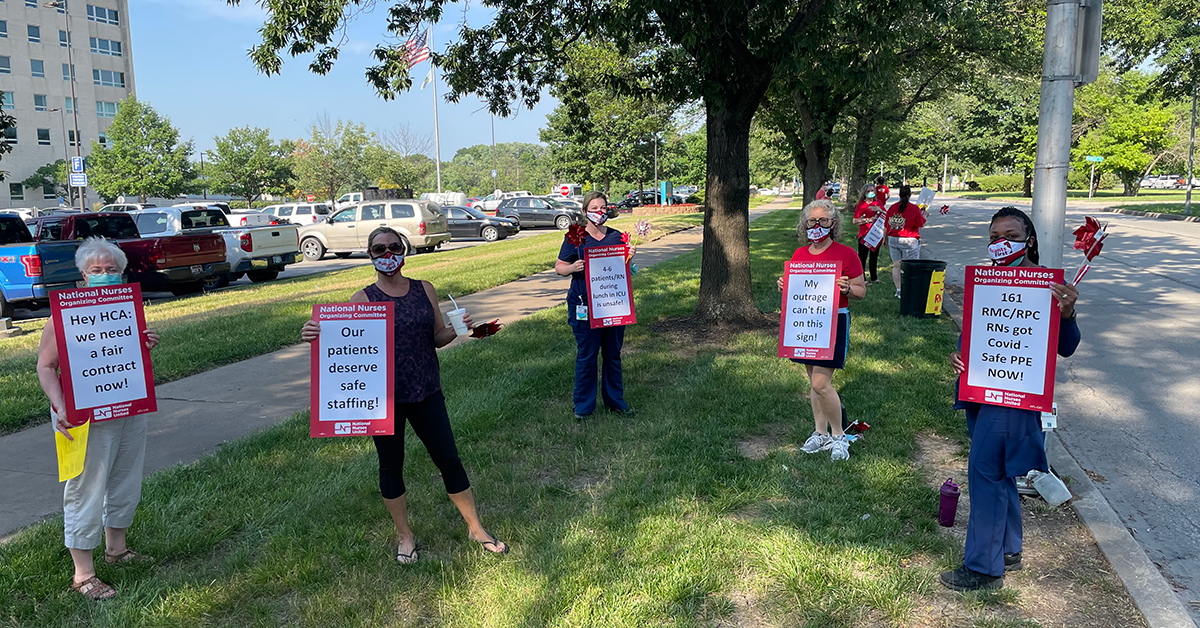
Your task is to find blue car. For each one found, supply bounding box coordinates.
[0,215,81,318]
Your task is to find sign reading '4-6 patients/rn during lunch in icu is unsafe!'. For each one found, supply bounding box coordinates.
[777,260,842,360]
[310,302,395,438]
[585,244,637,329]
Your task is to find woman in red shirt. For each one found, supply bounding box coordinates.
[884,185,928,297]
[875,176,890,205]
[852,183,883,283]
[776,200,867,460]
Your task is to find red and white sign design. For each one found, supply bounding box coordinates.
[959,266,1063,411]
[585,244,637,329]
[777,260,842,360]
[51,284,156,426]
[309,302,395,438]
[560,185,571,197]
[861,214,887,251]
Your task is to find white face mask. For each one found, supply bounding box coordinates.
[807,225,831,243]
[587,210,608,226]
[372,253,404,276]
[988,238,1027,266]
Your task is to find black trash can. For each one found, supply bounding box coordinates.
[900,259,947,318]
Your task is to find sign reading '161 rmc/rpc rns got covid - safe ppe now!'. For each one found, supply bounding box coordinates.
[310,302,395,438]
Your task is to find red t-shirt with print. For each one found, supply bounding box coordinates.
[875,184,890,203]
[854,200,884,238]
[791,241,864,309]
[885,201,926,238]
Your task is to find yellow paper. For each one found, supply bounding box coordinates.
[925,270,946,316]
[55,420,90,482]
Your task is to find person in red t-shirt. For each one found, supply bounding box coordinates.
[775,199,866,461]
[852,183,884,283]
[875,176,890,206]
[884,185,928,297]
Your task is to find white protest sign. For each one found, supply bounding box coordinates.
[310,302,395,437]
[777,260,842,360]
[585,244,637,328]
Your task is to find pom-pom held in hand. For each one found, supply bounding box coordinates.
[940,205,950,215]
[1072,216,1107,261]
[635,220,652,237]
[470,320,503,339]
[565,224,586,246]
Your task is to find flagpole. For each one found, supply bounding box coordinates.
[430,26,443,194]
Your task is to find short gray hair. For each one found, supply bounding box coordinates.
[799,199,842,241]
[75,237,128,273]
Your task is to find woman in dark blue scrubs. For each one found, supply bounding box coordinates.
[941,207,1081,592]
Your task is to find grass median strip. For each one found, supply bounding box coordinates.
[0,214,702,435]
[1,211,989,627]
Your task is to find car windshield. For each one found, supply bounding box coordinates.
[0,217,33,244]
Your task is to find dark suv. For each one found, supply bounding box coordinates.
[495,197,582,230]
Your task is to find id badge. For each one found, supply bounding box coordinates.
[575,305,589,321]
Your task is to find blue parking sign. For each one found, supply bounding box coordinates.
[70,156,86,173]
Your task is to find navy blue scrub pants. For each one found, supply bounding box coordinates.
[570,319,628,415]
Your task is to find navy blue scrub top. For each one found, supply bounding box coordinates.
[558,227,625,308]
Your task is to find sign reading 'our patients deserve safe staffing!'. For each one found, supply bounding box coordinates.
[585,244,637,329]
[309,302,395,438]
[959,266,1063,412]
[777,260,842,360]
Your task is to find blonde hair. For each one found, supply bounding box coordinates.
[74,237,127,272]
[798,199,842,241]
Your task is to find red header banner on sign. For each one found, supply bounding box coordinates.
[584,244,637,329]
[310,302,395,438]
[51,283,157,426]
[958,266,1064,412]
[777,260,842,360]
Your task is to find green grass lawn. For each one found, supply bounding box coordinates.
[0,211,973,627]
[1107,201,1199,215]
[0,215,703,435]
[951,189,1193,202]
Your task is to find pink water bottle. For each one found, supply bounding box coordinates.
[939,478,960,527]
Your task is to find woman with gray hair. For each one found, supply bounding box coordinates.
[36,237,159,600]
[776,200,866,460]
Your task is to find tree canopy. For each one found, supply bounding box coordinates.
[291,118,372,204]
[207,126,294,205]
[88,97,196,202]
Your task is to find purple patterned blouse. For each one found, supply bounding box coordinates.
[364,281,442,403]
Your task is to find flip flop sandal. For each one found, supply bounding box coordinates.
[477,536,509,555]
[71,576,116,600]
[104,549,151,565]
[396,546,419,565]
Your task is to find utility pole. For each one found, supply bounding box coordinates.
[50,107,70,206]
[1186,83,1197,216]
[942,154,948,192]
[47,1,83,212]
[200,152,207,199]
[653,133,659,199]
[490,114,498,193]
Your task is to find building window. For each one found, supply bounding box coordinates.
[0,21,7,39]
[31,59,45,78]
[68,129,79,146]
[65,96,76,113]
[96,101,118,118]
[10,184,25,202]
[62,63,75,81]
[98,132,106,147]
[0,56,10,75]
[4,127,17,145]
[89,37,121,56]
[34,94,48,111]
[93,69,125,87]
[56,0,67,13]
[1,93,13,110]
[43,184,56,200]
[87,5,119,25]
[38,128,51,146]
[27,25,40,43]
[59,30,71,47]
[25,0,37,7]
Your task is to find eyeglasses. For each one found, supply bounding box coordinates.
[805,218,834,228]
[369,243,405,256]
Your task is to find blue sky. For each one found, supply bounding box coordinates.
[128,0,558,158]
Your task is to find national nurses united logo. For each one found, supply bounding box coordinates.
[984,390,1004,404]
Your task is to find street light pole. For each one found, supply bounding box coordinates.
[1186,84,1197,216]
[490,113,498,193]
[47,1,83,212]
[49,107,70,206]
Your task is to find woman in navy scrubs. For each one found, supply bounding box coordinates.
[941,207,1081,591]
[554,192,636,421]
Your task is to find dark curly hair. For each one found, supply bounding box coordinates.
[990,206,1039,264]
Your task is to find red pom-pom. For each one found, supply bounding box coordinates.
[565,224,586,246]
[1072,217,1107,261]
[470,320,503,339]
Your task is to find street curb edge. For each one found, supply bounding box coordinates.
[1096,207,1200,222]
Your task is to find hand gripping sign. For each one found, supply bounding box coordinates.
[585,244,637,329]
[777,260,842,360]
[861,213,888,251]
[959,266,1063,412]
[310,302,395,438]
[51,284,157,426]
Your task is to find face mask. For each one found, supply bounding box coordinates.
[372,253,404,277]
[587,210,608,226]
[988,238,1027,266]
[86,273,122,287]
[806,225,832,243]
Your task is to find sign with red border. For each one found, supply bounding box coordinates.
[310,302,395,438]
[585,244,637,329]
[959,266,1063,412]
[777,260,842,360]
[51,283,156,426]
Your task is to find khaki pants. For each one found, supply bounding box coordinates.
[61,414,147,550]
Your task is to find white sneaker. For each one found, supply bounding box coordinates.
[830,435,850,461]
[801,431,833,454]
[894,289,901,299]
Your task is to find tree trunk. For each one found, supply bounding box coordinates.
[793,98,837,207]
[1022,167,1033,198]
[1121,171,1139,196]
[847,114,876,210]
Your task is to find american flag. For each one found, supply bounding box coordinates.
[403,29,431,68]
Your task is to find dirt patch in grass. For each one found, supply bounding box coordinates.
[736,423,793,461]
[909,432,1148,628]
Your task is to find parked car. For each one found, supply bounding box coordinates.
[474,190,533,214]
[172,202,274,227]
[130,207,302,288]
[260,202,333,225]
[298,199,451,261]
[1,207,56,221]
[1146,175,1182,190]
[495,197,582,229]
[26,212,230,296]
[0,215,81,317]
[334,192,363,208]
[545,196,583,211]
[100,203,158,213]
[443,206,519,242]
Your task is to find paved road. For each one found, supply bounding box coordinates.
[920,196,1200,621]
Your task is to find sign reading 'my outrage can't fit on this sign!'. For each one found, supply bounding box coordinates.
[309,302,395,438]
[959,265,1064,412]
[777,260,842,360]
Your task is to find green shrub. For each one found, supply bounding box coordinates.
[972,174,1024,193]
[685,191,705,204]
[228,200,278,210]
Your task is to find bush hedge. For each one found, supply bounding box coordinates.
[228,200,278,210]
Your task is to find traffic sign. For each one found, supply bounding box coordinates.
[69,156,86,173]
[306,194,315,202]
[1085,155,1104,163]
[69,173,88,187]
[491,170,498,178]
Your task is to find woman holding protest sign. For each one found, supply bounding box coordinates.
[554,191,636,421]
[884,185,928,298]
[852,183,884,283]
[300,226,507,564]
[35,238,160,600]
[941,207,1081,592]
[776,200,866,461]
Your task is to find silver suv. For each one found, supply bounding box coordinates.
[297,199,451,261]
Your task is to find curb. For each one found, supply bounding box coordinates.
[940,293,1198,628]
[1096,207,1200,223]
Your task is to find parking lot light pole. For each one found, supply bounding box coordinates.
[48,107,71,206]
[1186,84,1196,216]
[46,1,83,212]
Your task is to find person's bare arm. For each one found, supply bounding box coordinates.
[36,322,71,438]
[555,258,584,276]
[424,282,473,348]
[301,289,369,342]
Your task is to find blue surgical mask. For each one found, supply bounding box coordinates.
[86,273,123,287]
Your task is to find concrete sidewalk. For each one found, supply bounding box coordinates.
[0,203,784,539]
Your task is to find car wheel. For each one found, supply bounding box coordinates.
[168,282,204,297]
[229,272,245,282]
[301,237,326,261]
[247,270,279,283]
[0,292,13,319]
[481,225,499,242]
[334,252,353,259]
[555,215,572,230]
[203,274,231,290]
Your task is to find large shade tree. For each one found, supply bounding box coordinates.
[88,97,196,202]
[207,126,294,206]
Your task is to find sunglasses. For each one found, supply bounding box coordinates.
[805,218,834,228]
[369,243,406,256]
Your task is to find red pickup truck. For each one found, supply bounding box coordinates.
[26,212,230,296]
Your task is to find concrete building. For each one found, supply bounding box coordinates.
[0,0,134,210]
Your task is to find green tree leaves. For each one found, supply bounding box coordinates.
[291,117,372,204]
[207,126,294,205]
[87,97,197,203]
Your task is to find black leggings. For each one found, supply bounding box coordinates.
[858,241,879,282]
[371,390,470,499]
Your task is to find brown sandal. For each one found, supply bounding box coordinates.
[104,549,151,565]
[70,576,116,600]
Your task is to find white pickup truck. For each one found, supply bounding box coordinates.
[172,202,275,227]
[130,206,302,288]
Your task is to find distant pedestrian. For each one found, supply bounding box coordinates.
[875,176,890,205]
[815,182,832,201]
[36,238,160,600]
[852,184,883,283]
[554,191,636,421]
[776,200,866,460]
[300,226,507,564]
[884,185,928,298]
[941,207,1081,592]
